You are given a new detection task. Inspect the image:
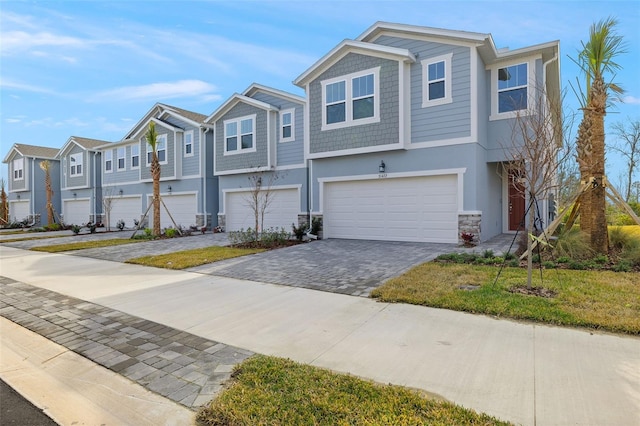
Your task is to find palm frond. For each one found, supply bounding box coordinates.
[145,121,158,152]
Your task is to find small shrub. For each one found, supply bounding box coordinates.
[144,228,152,237]
[621,244,640,267]
[482,249,494,259]
[116,219,125,231]
[531,254,541,263]
[71,225,81,235]
[593,254,608,264]
[612,260,631,272]
[542,261,557,269]
[556,256,570,263]
[504,252,515,260]
[310,216,322,235]
[292,222,306,241]
[228,228,258,245]
[460,232,475,245]
[260,227,289,246]
[44,223,61,231]
[164,228,177,238]
[508,259,520,267]
[568,260,587,270]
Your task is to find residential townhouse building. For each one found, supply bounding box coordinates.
[3,143,61,225]
[205,83,308,232]
[293,21,560,243]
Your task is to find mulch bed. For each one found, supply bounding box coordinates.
[508,285,557,298]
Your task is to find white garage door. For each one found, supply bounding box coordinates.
[150,193,197,229]
[63,199,91,225]
[226,188,299,232]
[9,200,30,222]
[324,175,458,243]
[107,196,141,228]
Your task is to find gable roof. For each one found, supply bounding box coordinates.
[243,83,306,105]
[3,143,59,163]
[205,93,279,124]
[124,103,207,140]
[57,136,112,158]
[293,39,415,87]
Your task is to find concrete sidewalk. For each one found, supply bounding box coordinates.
[1,246,639,426]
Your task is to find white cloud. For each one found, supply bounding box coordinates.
[0,78,59,95]
[0,31,87,54]
[622,96,640,105]
[92,80,219,102]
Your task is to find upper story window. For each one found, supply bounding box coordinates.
[184,131,194,156]
[117,147,126,170]
[70,153,83,177]
[422,53,453,107]
[498,63,528,113]
[104,150,113,173]
[13,158,23,180]
[146,134,167,165]
[280,109,294,142]
[321,67,380,131]
[131,144,139,169]
[224,115,256,155]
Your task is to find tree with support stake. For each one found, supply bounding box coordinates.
[130,121,182,238]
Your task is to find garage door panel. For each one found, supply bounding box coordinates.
[10,201,30,222]
[153,194,197,229]
[109,197,141,228]
[324,175,458,243]
[226,188,299,232]
[64,200,90,225]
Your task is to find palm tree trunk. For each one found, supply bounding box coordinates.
[152,158,161,236]
[589,78,609,254]
[576,116,592,235]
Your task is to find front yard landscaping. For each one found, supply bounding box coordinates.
[371,261,640,334]
[126,246,265,269]
[30,238,142,252]
[197,355,511,426]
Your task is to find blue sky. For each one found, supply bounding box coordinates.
[1,0,639,188]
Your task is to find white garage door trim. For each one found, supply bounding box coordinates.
[147,192,198,229]
[320,170,463,243]
[63,199,91,225]
[9,200,30,222]
[106,196,141,228]
[224,185,301,232]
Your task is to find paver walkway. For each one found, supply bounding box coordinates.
[0,276,252,409]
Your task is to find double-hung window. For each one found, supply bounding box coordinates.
[70,153,83,176]
[422,53,452,107]
[147,135,167,164]
[280,109,294,142]
[498,63,528,113]
[321,67,380,130]
[117,147,126,170]
[13,158,23,180]
[184,131,193,156]
[105,150,113,172]
[224,115,256,154]
[131,144,139,169]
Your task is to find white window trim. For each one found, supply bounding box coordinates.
[70,153,83,177]
[321,67,380,131]
[489,58,536,121]
[131,144,140,170]
[279,109,295,143]
[223,114,257,155]
[421,53,453,108]
[104,150,113,173]
[184,130,194,157]
[117,147,126,171]
[146,134,168,165]
[13,158,24,181]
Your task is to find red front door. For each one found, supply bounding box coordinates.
[508,171,525,231]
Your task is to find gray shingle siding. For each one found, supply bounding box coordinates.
[141,129,176,179]
[102,145,140,184]
[215,102,269,172]
[10,153,27,191]
[309,53,399,154]
[65,145,88,188]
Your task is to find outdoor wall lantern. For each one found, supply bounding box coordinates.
[17,194,20,199]
[73,192,77,198]
[379,160,386,173]
[168,185,172,194]
[119,189,123,196]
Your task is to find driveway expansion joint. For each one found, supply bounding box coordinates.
[0,276,253,409]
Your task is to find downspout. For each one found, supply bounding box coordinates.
[92,151,97,223]
[202,127,209,228]
[542,52,559,223]
[30,157,35,221]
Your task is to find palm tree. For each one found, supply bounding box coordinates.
[0,178,8,226]
[575,16,625,254]
[146,121,161,236]
[39,160,54,225]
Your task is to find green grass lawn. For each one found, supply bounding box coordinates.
[31,238,142,252]
[197,355,511,426]
[371,263,640,334]
[126,246,264,269]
